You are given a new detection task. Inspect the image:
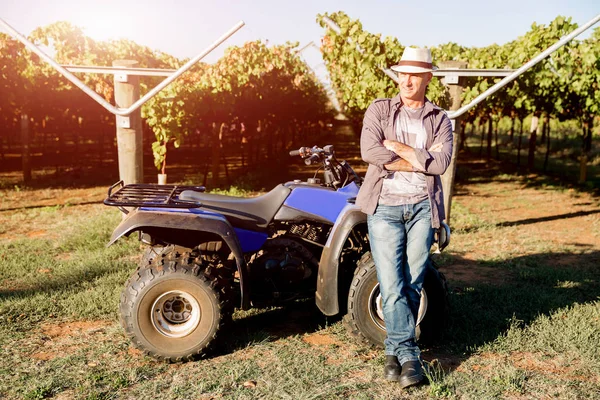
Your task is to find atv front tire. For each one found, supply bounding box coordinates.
[120,251,232,361]
[344,252,449,348]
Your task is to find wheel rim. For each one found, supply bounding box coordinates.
[151,290,201,338]
[416,290,428,326]
[368,284,386,330]
[369,283,429,330]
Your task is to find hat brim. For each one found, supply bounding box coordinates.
[390,65,437,73]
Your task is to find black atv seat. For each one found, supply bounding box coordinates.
[179,184,291,231]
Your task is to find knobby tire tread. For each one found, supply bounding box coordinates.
[343,252,379,347]
[119,249,234,362]
[343,252,450,348]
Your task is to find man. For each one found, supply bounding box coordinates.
[355,47,453,388]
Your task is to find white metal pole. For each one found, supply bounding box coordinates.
[0,18,245,116]
[320,14,600,119]
[447,13,600,119]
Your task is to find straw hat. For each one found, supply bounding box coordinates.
[390,47,438,73]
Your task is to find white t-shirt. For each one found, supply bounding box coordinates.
[379,105,429,206]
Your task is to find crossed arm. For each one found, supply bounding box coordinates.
[360,101,453,174]
[383,141,445,172]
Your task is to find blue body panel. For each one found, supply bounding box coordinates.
[235,228,268,252]
[283,182,359,224]
[337,181,360,196]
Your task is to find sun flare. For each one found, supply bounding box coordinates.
[77,9,137,43]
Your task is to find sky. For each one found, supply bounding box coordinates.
[1,0,598,74]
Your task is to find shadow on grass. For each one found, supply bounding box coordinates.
[436,250,600,358]
[0,257,134,306]
[216,300,329,356]
[0,200,102,212]
[0,244,598,368]
[494,209,600,227]
[206,250,600,362]
[0,165,121,190]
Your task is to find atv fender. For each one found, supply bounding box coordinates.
[108,209,250,310]
[316,203,366,316]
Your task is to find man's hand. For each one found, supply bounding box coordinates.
[383,139,431,172]
[384,139,443,154]
[383,140,419,167]
[384,158,414,172]
[383,139,410,154]
[383,140,445,172]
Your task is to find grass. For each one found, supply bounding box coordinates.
[1,165,599,399]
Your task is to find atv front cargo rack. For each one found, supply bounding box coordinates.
[104,180,206,213]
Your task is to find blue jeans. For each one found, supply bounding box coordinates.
[367,199,434,365]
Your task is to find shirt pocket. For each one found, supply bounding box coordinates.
[382,117,395,140]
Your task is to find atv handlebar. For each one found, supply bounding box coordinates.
[304,154,321,165]
[289,146,329,160]
[289,145,362,189]
[289,146,323,159]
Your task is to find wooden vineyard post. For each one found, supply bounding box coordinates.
[21,113,31,183]
[439,61,467,226]
[113,60,144,185]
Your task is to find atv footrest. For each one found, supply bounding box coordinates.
[104,180,206,209]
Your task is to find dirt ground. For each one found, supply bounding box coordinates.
[437,156,599,287]
[1,152,599,399]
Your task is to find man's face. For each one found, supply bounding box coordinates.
[398,72,432,102]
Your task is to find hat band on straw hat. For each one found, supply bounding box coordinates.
[396,60,433,69]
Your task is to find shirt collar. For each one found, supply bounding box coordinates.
[391,94,439,115]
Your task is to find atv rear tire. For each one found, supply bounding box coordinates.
[140,244,189,267]
[344,252,448,348]
[120,251,232,361]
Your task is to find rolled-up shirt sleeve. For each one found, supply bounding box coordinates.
[360,101,397,168]
[413,115,453,176]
